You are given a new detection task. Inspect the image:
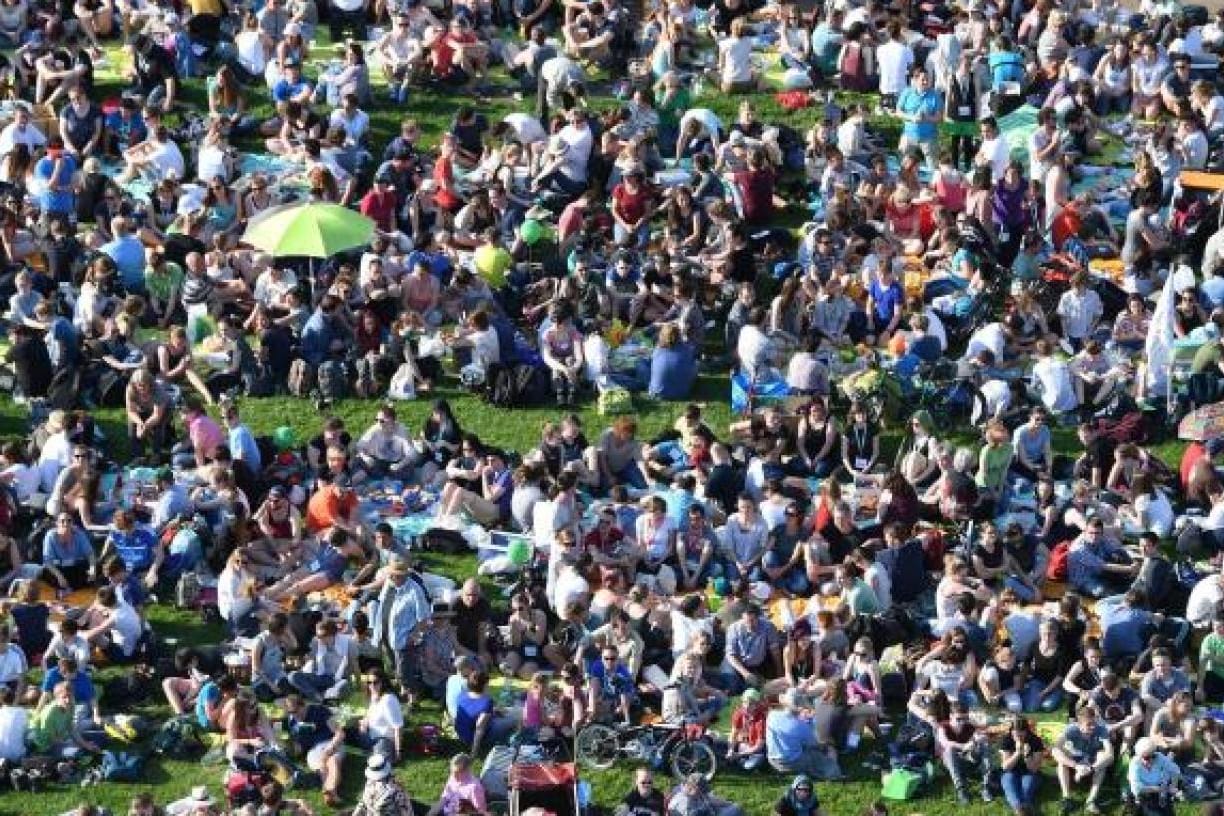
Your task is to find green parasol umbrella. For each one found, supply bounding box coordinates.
[241,202,375,258]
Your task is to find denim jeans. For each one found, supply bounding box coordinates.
[942,742,992,791]
[1021,680,1063,713]
[1001,769,1040,811]
[761,550,809,594]
[1004,575,1040,603]
[614,462,648,490]
[288,671,340,701]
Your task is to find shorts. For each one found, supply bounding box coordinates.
[307,741,342,770]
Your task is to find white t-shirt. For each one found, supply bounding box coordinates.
[977,379,1012,424]
[1187,577,1224,627]
[2,463,40,501]
[553,567,590,612]
[876,40,914,96]
[669,611,712,659]
[1031,356,1078,413]
[678,109,722,142]
[502,113,547,145]
[964,322,1007,362]
[196,144,229,184]
[37,431,72,494]
[737,324,771,375]
[924,308,948,350]
[0,647,24,684]
[366,691,404,739]
[719,36,754,84]
[1134,490,1175,537]
[979,135,1011,182]
[236,30,267,75]
[1028,126,1055,182]
[110,602,143,656]
[558,123,592,182]
[0,121,46,156]
[147,139,186,180]
[0,706,27,761]
[217,566,255,622]
[468,327,500,370]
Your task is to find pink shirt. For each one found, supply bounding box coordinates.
[188,413,225,457]
[439,772,487,816]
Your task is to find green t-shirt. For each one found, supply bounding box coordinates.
[1201,632,1224,680]
[658,87,692,132]
[845,579,880,614]
[26,703,72,753]
[1191,341,1222,375]
[144,261,184,303]
[978,444,1012,492]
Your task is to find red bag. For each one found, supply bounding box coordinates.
[1046,540,1072,582]
[775,91,812,111]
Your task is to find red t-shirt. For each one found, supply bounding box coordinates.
[612,183,651,225]
[433,30,477,76]
[731,704,766,747]
[359,189,397,232]
[434,155,461,212]
[1182,441,1207,490]
[733,168,774,224]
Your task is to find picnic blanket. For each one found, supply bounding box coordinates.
[998,104,1039,167]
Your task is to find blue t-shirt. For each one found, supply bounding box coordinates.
[488,467,514,518]
[35,153,77,215]
[40,667,95,703]
[228,424,262,472]
[195,681,222,729]
[272,78,311,104]
[1100,603,1153,660]
[898,87,942,141]
[105,111,147,149]
[101,236,147,292]
[107,525,158,572]
[869,278,904,325]
[649,344,697,400]
[765,710,816,764]
[454,693,494,746]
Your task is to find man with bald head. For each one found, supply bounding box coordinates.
[452,577,495,666]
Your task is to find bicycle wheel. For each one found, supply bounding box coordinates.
[670,739,718,781]
[575,724,619,770]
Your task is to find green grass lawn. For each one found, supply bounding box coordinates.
[0,25,1199,816]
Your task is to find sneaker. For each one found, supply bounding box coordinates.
[956,788,971,805]
[981,786,994,803]
[1060,798,1077,815]
[1086,798,1103,815]
[324,679,351,700]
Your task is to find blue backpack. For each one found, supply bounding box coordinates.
[99,751,144,782]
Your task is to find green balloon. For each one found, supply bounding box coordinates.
[507,539,532,566]
[521,219,548,245]
[273,426,298,451]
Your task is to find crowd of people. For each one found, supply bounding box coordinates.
[7,0,1224,812]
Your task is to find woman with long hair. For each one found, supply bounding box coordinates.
[796,400,839,478]
[207,65,255,136]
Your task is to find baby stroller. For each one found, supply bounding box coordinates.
[505,742,584,816]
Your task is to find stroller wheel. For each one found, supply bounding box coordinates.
[575,725,618,770]
[670,739,717,781]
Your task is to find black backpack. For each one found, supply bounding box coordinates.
[486,363,548,408]
[46,365,81,411]
[317,360,348,402]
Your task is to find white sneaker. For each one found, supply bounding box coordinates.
[324,679,352,700]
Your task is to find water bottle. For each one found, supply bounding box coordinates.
[497,675,514,708]
[692,74,704,99]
